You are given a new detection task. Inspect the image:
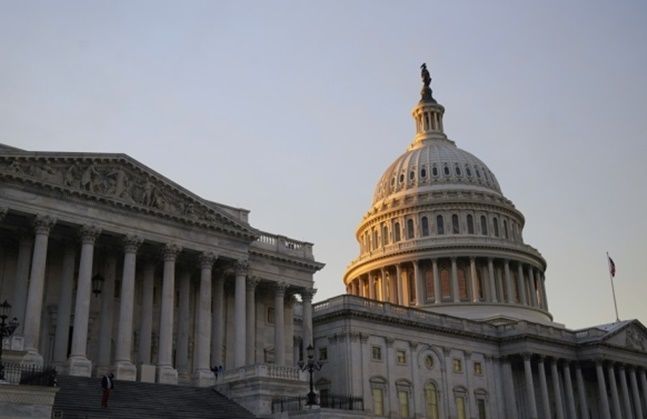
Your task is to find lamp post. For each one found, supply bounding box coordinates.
[0,300,19,381]
[298,344,322,406]
[92,273,105,296]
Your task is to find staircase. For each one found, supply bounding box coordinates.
[53,375,255,419]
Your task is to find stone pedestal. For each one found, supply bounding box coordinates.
[193,369,215,387]
[22,351,44,368]
[114,360,137,381]
[139,364,156,383]
[157,366,178,385]
[66,356,92,377]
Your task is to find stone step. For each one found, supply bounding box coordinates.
[53,375,254,419]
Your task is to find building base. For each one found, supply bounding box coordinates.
[139,364,156,383]
[66,356,92,377]
[157,366,178,384]
[193,369,215,387]
[114,360,137,381]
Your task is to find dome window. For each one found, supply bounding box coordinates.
[493,217,499,237]
[421,216,429,236]
[466,166,472,177]
[391,177,396,187]
[476,168,481,178]
[420,168,427,178]
[394,222,401,242]
[443,166,450,176]
[432,166,438,177]
[407,219,415,239]
[467,215,474,234]
[409,171,415,181]
[399,174,405,183]
[382,225,389,246]
[436,215,444,235]
[455,166,462,176]
[504,220,509,239]
[452,214,460,234]
[480,215,488,235]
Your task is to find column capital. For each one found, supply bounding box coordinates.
[274,281,288,297]
[385,337,395,347]
[163,243,182,261]
[522,353,533,361]
[246,276,260,289]
[33,214,56,235]
[199,251,217,269]
[123,234,143,253]
[79,225,102,244]
[235,259,248,276]
[469,256,476,262]
[301,288,317,302]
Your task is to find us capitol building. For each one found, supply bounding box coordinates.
[1,66,647,419]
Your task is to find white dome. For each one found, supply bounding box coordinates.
[372,138,502,207]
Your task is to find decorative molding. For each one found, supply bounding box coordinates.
[235,260,248,276]
[199,251,217,269]
[33,214,56,235]
[123,234,143,253]
[163,243,182,261]
[79,224,102,244]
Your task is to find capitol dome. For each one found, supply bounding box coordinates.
[344,65,551,324]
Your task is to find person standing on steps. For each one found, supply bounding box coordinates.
[101,372,114,408]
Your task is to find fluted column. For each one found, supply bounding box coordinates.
[451,257,459,302]
[432,259,440,303]
[194,252,215,386]
[414,261,425,306]
[538,357,552,419]
[368,273,376,299]
[176,270,191,377]
[629,367,644,419]
[551,358,565,419]
[618,365,634,419]
[380,269,388,302]
[540,272,549,310]
[576,364,589,419]
[487,258,497,303]
[640,369,647,418]
[469,257,479,302]
[23,215,55,364]
[503,357,518,418]
[96,254,117,376]
[396,264,404,305]
[211,269,225,368]
[523,354,539,419]
[504,260,513,303]
[562,362,577,419]
[274,282,287,366]
[302,288,315,348]
[528,267,538,307]
[608,363,622,419]
[596,361,612,419]
[113,235,142,381]
[53,245,76,368]
[68,225,101,377]
[11,235,33,335]
[518,263,528,305]
[157,243,181,384]
[139,262,155,366]
[234,260,248,368]
[246,276,259,365]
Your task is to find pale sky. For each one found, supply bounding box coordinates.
[1,1,646,329]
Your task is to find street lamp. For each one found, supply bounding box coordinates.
[298,344,322,406]
[91,274,105,296]
[0,300,19,381]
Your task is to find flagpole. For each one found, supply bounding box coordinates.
[607,251,620,322]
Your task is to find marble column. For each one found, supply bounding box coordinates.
[432,259,440,303]
[640,369,647,418]
[138,262,156,379]
[234,260,248,368]
[629,367,644,419]
[608,363,622,419]
[469,257,478,302]
[302,288,315,348]
[11,234,33,335]
[194,252,215,386]
[487,258,497,303]
[113,235,142,381]
[540,273,549,310]
[575,364,589,419]
[618,365,634,419]
[67,225,101,377]
[551,359,565,419]
[503,357,518,418]
[596,361,612,419]
[538,357,552,419]
[451,257,459,302]
[157,243,181,384]
[96,254,117,376]
[246,276,259,365]
[23,215,55,364]
[368,274,376,299]
[274,282,287,366]
[414,261,425,305]
[53,245,76,368]
[517,263,528,305]
[388,271,398,304]
[523,354,539,419]
[504,260,513,304]
[381,269,388,302]
[176,270,191,378]
[562,362,578,419]
[528,267,538,307]
[211,269,225,368]
[396,264,404,305]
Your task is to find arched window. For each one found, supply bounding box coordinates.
[421,168,427,178]
[503,220,509,239]
[466,166,472,177]
[440,267,451,300]
[372,229,378,249]
[437,215,444,235]
[443,166,450,176]
[467,214,474,234]
[457,268,468,301]
[394,222,401,242]
[407,219,415,239]
[399,174,405,183]
[480,215,488,235]
[421,216,429,236]
[425,268,435,301]
[493,217,499,237]
[432,166,438,176]
[409,171,415,180]
[425,382,440,419]
[382,225,389,246]
[455,165,461,176]
[452,214,460,234]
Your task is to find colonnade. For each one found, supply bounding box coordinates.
[347,256,547,310]
[516,354,647,419]
[3,211,315,386]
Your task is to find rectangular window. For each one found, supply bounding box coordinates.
[372,388,384,416]
[396,350,407,364]
[456,396,466,419]
[477,399,487,419]
[372,346,382,361]
[398,390,410,417]
[474,361,483,375]
[452,358,463,373]
[319,347,328,361]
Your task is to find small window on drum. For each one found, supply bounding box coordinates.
[420,168,427,178]
[455,166,461,176]
[444,166,450,176]
[436,215,444,235]
[399,174,404,183]
[391,177,395,187]
[476,168,481,178]
[432,166,438,177]
[409,171,415,181]
[466,166,472,177]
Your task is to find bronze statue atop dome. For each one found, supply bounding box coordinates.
[420,63,436,103]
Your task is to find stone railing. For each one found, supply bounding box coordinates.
[223,363,306,382]
[252,231,314,259]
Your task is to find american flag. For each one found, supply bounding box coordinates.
[608,256,616,278]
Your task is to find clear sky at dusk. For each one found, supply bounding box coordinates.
[1,1,646,329]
